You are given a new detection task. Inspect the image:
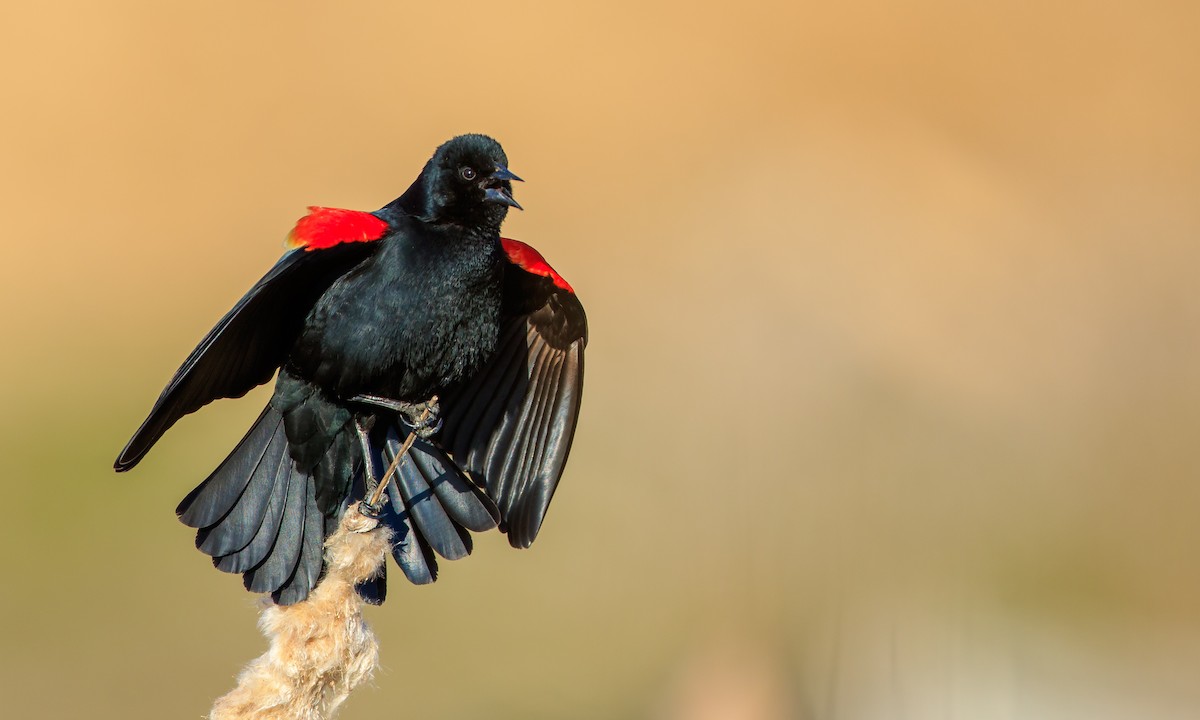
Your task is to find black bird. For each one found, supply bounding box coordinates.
[115,134,587,605]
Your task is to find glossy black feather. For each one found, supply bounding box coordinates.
[213,453,290,574]
[243,455,308,594]
[273,476,325,605]
[383,427,472,561]
[442,272,587,548]
[381,471,438,585]
[193,427,284,556]
[177,406,282,529]
[409,439,500,533]
[273,370,359,515]
[116,243,375,471]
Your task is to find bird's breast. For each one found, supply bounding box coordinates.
[291,232,505,403]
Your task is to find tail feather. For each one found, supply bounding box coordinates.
[348,465,388,604]
[243,458,308,594]
[213,444,294,574]
[386,427,472,561]
[376,440,439,585]
[174,381,511,604]
[409,437,500,533]
[177,406,279,528]
[382,492,438,585]
[273,476,325,605]
[195,424,289,556]
[369,420,506,587]
[275,369,357,516]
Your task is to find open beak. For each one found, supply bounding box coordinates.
[483,165,524,210]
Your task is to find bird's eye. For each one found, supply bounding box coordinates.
[460,167,477,181]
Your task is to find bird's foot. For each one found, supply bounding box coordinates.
[358,500,384,519]
[349,394,442,438]
[403,397,442,438]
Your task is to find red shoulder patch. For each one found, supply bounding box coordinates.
[501,238,574,293]
[286,207,389,251]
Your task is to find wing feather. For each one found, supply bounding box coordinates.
[460,322,531,471]
[115,242,377,471]
[441,252,587,549]
[498,339,557,521]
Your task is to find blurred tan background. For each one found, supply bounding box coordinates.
[1,1,1198,718]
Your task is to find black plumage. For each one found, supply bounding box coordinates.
[116,134,587,604]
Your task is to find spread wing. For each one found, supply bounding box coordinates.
[115,209,387,471]
[441,239,588,548]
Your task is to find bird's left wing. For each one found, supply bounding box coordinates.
[441,239,587,548]
[114,208,388,471]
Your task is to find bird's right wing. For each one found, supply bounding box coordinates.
[441,239,588,549]
[114,209,388,471]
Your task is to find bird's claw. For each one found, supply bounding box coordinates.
[348,394,442,438]
[403,398,442,439]
[358,500,383,519]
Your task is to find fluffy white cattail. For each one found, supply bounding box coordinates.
[209,503,392,720]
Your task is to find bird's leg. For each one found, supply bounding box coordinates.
[354,395,439,516]
[349,394,443,438]
[354,417,384,518]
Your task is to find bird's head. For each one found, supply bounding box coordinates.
[392,134,523,232]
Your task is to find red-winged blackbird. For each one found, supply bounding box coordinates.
[115,134,587,605]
